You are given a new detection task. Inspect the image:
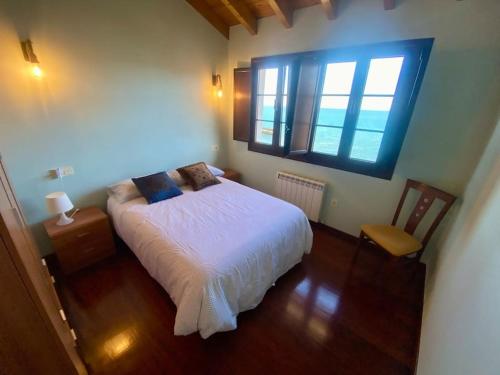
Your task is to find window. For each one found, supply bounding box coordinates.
[349,57,403,162]
[248,39,434,179]
[251,63,290,154]
[255,67,278,145]
[311,61,356,156]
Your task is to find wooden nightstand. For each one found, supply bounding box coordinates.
[222,168,241,183]
[43,207,116,274]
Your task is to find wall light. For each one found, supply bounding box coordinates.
[21,39,43,78]
[212,74,223,98]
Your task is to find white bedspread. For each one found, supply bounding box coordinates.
[108,178,313,338]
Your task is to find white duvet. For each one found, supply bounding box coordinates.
[108,178,313,338]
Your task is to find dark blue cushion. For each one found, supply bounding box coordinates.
[132,172,182,204]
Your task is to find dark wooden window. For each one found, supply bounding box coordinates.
[233,68,251,142]
[247,38,434,179]
[248,58,293,156]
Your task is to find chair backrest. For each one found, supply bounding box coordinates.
[392,179,456,248]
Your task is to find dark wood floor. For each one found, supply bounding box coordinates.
[52,224,425,375]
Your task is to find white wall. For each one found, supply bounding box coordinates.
[0,0,229,255]
[226,0,500,244]
[418,113,500,375]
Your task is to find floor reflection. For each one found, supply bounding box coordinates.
[295,279,312,298]
[316,287,339,315]
[102,326,137,360]
[286,277,340,342]
[307,316,328,341]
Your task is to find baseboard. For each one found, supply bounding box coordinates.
[309,221,358,243]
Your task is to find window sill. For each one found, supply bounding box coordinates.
[247,145,395,180]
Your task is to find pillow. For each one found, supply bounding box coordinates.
[107,179,142,204]
[177,162,221,191]
[167,164,224,186]
[207,165,224,177]
[132,172,183,204]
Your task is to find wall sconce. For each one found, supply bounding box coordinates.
[212,74,223,98]
[21,39,43,78]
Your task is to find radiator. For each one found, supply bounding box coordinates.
[274,171,326,222]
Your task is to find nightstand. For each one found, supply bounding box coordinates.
[222,168,241,183]
[43,207,116,274]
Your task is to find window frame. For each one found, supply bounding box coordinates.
[248,57,294,157]
[248,38,434,180]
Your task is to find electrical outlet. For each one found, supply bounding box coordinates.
[49,166,74,179]
[330,199,338,208]
[212,145,220,152]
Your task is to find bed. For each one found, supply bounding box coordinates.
[108,177,313,338]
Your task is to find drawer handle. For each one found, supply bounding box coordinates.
[82,247,95,254]
[59,308,67,322]
[41,258,47,267]
[76,232,91,238]
[70,328,77,341]
[51,275,56,284]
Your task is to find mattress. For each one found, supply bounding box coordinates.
[108,177,313,338]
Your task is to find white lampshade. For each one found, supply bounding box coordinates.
[46,192,74,215]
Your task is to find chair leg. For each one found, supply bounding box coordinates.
[408,257,422,284]
[373,254,389,283]
[352,231,365,265]
[347,231,365,280]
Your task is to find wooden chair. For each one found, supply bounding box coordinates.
[354,179,456,269]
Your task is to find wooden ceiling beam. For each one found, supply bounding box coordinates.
[384,0,396,10]
[320,0,337,20]
[267,0,293,28]
[220,0,258,35]
[185,0,230,39]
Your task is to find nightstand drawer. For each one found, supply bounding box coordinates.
[56,233,114,259]
[52,219,109,249]
[57,237,115,274]
[43,207,116,275]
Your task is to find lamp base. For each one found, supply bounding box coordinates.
[56,212,74,226]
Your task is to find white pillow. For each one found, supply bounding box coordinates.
[107,179,141,203]
[208,164,224,177]
[167,164,224,186]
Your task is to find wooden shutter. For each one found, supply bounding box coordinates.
[233,68,251,142]
[286,58,321,155]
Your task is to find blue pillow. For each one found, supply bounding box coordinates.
[132,172,183,204]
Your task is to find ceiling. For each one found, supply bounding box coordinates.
[185,0,396,39]
[205,0,321,26]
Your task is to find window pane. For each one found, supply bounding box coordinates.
[317,96,349,127]
[283,65,289,95]
[356,97,393,131]
[322,62,357,95]
[255,120,273,144]
[256,95,276,121]
[279,85,289,146]
[257,68,278,95]
[364,57,404,95]
[279,123,285,147]
[312,126,343,155]
[350,130,384,162]
[281,95,288,123]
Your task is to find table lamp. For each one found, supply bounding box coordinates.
[46,192,74,226]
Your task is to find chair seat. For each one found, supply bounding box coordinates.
[361,224,423,256]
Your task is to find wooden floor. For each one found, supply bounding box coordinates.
[52,224,425,375]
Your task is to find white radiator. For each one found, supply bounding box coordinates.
[274,171,326,222]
